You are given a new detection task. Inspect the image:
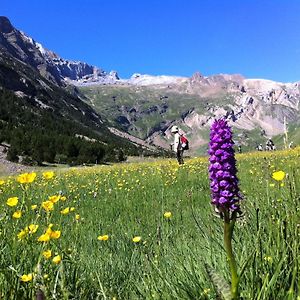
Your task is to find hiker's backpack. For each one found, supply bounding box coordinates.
[180,135,189,150]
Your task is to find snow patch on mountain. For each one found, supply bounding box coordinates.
[0,18,117,86]
[127,73,187,86]
[35,42,46,55]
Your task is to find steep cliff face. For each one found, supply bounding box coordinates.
[0,16,119,86]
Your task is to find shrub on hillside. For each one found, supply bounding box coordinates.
[6,147,19,163]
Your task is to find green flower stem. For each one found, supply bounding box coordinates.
[224,212,239,300]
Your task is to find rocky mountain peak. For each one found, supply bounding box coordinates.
[0,16,14,34]
[109,71,120,80]
[0,16,118,86]
[191,71,204,81]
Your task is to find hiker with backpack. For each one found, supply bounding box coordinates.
[170,125,189,165]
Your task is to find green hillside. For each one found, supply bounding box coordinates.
[0,53,146,165]
[81,84,296,154]
[80,85,234,140]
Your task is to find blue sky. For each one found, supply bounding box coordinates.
[2,0,300,82]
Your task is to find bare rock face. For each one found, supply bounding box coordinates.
[0,16,117,86]
[0,16,14,33]
[104,73,300,153]
[190,71,204,81]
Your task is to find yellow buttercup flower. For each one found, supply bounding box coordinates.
[48,195,60,203]
[60,196,67,201]
[20,273,33,282]
[12,210,22,219]
[38,233,50,242]
[43,171,54,180]
[17,172,36,184]
[97,235,109,241]
[60,207,70,215]
[43,249,52,259]
[264,256,273,263]
[132,236,141,243]
[52,255,61,264]
[46,225,53,236]
[38,224,60,241]
[47,224,54,230]
[17,229,28,240]
[28,224,39,234]
[50,230,61,239]
[42,201,54,212]
[75,214,80,220]
[272,171,285,181]
[164,211,172,218]
[31,204,38,210]
[0,180,5,185]
[203,288,211,295]
[7,197,18,207]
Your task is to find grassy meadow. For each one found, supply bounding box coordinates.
[0,148,299,299]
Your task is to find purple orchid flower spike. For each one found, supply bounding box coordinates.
[208,118,243,299]
[208,119,242,219]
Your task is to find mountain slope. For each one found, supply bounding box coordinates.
[80,73,300,154]
[0,54,140,164]
[0,16,119,86]
[0,17,160,164]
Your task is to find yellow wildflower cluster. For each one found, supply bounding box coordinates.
[43,249,52,259]
[52,255,62,264]
[12,210,22,219]
[0,148,296,293]
[38,224,61,242]
[17,172,36,184]
[17,224,39,240]
[41,195,61,212]
[42,250,62,264]
[132,236,142,243]
[42,201,54,212]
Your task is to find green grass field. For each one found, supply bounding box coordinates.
[0,148,299,299]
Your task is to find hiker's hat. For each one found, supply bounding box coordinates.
[171,125,179,133]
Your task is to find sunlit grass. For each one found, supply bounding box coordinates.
[0,148,299,299]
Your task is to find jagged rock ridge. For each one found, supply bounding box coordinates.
[80,74,300,153]
[0,16,119,86]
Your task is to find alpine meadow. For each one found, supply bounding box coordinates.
[1,2,300,299]
[0,147,299,299]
